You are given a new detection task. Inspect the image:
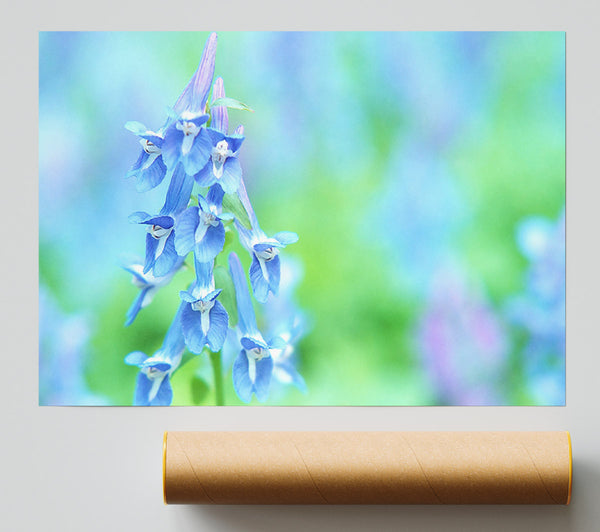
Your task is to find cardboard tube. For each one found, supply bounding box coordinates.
[163,431,572,505]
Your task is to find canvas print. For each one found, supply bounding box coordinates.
[39,31,565,406]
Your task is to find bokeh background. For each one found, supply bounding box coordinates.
[39,31,565,406]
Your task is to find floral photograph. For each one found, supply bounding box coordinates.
[39,31,565,406]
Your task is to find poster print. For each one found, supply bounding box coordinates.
[39,32,565,406]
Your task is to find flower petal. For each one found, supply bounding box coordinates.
[161,301,187,356]
[207,183,225,208]
[218,157,242,194]
[210,77,228,134]
[160,126,183,171]
[127,151,148,174]
[173,32,218,116]
[241,336,268,351]
[205,288,223,301]
[181,304,207,354]
[195,222,225,262]
[150,376,173,406]
[273,231,299,246]
[134,372,153,406]
[236,178,260,229]
[122,265,148,286]
[227,134,244,154]
[153,232,178,277]
[249,255,270,303]
[180,290,197,303]
[128,211,151,224]
[137,156,167,192]
[266,255,281,296]
[182,128,213,176]
[268,336,287,350]
[125,121,147,135]
[207,301,229,352]
[274,361,307,393]
[125,286,151,326]
[229,252,259,335]
[194,161,216,188]
[193,259,215,292]
[124,351,147,366]
[161,164,194,215]
[174,206,199,256]
[253,356,274,402]
[131,213,174,228]
[232,350,252,403]
[143,233,159,274]
[141,360,171,372]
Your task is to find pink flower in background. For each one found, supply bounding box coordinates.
[418,268,509,405]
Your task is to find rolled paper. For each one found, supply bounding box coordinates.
[163,431,572,505]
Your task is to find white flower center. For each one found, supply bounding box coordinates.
[213,140,231,164]
[176,121,200,138]
[191,299,215,313]
[144,366,165,379]
[177,121,201,156]
[149,224,172,239]
[142,139,161,155]
[211,140,233,179]
[200,211,219,227]
[248,347,268,361]
[256,247,279,261]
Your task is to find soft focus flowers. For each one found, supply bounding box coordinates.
[417,267,509,405]
[507,209,565,405]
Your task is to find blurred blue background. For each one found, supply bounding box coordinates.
[39,31,565,405]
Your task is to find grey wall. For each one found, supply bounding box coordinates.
[3,1,599,531]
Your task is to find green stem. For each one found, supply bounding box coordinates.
[209,351,225,406]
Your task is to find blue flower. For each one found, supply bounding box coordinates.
[161,112,213,176]
[228,252,287,403]
[128,163,194,277]
[268,319,307,394]
[262,259,308,393]
[507,209,565,405]
[235,179,298,303]
[195,77,245,194]
[174,184,233,262]
[161,33,218,175]
[179,258,229,354]
[124,121,168,192]
[124,303,187,406]
[122,258,183,326]
[173,32,218,117]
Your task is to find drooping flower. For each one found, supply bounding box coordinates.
[263,258,308,393]
[124,302,187,406]
[235,179,298,303]
[174,184,233,262]
[228,252,287,403]
[128,163,194,277]
[179,257,229,353]
[161,33,218,175]
[122,257,184,326]
[124,121,168,192]
[507,209,565,405]
[194,77,245,194]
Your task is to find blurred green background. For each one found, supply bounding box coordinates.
[39,32,565,406]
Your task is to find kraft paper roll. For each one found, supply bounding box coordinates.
[163,431,572,505]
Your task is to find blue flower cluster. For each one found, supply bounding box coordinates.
[122,33,305,405]
[507,210,565,405]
